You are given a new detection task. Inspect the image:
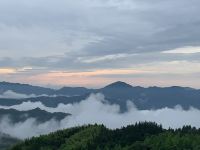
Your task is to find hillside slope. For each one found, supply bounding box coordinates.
[10,122,200,150]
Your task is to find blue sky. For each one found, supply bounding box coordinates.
[0,0,200,88]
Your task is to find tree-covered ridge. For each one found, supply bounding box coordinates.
[9,122,200,150]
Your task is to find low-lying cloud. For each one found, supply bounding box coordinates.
[1,93,200,139]
[0,90,36,99]
[0,90,60,99]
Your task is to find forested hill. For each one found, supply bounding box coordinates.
[9,122,200,150]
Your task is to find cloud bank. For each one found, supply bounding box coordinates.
[0,90,37,99]
[1,93,200,139]
[0,90,60,99]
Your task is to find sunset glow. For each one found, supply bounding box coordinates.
[0,0,200,88]
[0,68,16,74]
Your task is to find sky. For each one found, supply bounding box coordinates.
[0,0,200,88]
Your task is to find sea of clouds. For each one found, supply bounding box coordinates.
[0,93,200,139]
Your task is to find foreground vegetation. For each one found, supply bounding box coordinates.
[9,122,200,150]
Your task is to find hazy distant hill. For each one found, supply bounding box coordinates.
[56,87,93,96]
[1,81,200,110]
[0,82,55,96]
[0,95,89,107]
[99,81,200,110]
[0,132,20,150]
[0,108,70,123]
[0,82,94,96]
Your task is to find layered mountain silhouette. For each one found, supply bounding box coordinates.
[0,108,70,123]
[0,82,92,96]
[0,82,54,95]
[1,81,200,110]
[0,95,89,107]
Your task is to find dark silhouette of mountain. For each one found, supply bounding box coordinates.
[97,82,141,110]
[56,87,93,96]
[0,95,89,108]
[0,108,70,123]
[26,95,90,107]
[0,81,93,96]
[1,81,200,110]
[100,81,142,100]
[98,82,200,110]
[103,81,133,89]
[0,82,55,95]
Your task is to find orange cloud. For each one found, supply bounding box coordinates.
[48,69,148,77]
[0,68,16,74]
[3,68,200,88]
[22,69,147,87]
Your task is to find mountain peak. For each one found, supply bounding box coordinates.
[104,81,133,88]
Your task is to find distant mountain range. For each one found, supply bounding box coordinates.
[1,81,200,110]
[0,95,89,107]
[0,81,92,96]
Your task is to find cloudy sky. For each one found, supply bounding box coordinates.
[0,0,200,88]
